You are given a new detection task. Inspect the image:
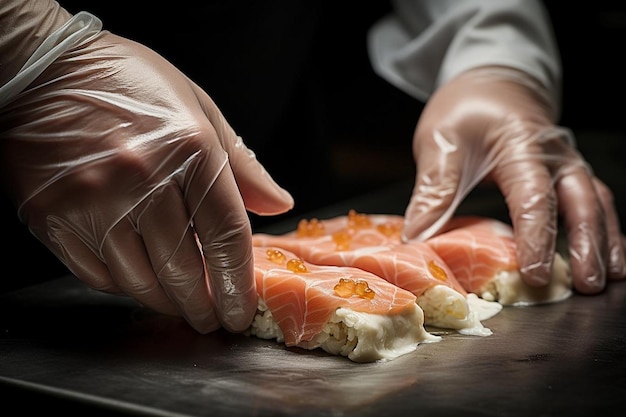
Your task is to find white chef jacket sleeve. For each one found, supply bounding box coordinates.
[367,0,561,105]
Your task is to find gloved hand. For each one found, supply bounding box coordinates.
[0,11,294,334]
[403,66,626,294]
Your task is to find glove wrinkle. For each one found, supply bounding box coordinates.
[0,6,287,333]
[399,65,623,292]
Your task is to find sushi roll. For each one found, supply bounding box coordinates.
[253,210,501,337]
[425,216,572,306]
[251,246,440,363]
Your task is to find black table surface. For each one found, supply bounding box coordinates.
[2,181,625,416]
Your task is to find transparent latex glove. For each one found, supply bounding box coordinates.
[403,66,626,294]
[0,31,294,334]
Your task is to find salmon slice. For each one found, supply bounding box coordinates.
[425,216,572,306]
[251,246,440,362]
[253,210,501,336]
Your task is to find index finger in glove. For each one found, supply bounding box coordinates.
[185,150,257,333]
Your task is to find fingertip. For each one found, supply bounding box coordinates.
[188,315,222,334]
[221,314,255,333]
[513,216,559,288]
[573,272,606,295]
[566,221,608,294]
[205,254,258,333]
[567,244,607,294]
[402,183,460,242]
[519,262,552,287]
[226,135,294,215]
[401,218,419,243]
[607,235,626,280]
[402,210,451,243]
[239,167,295,215]
[217,292,257,333]
[258,185,294,215]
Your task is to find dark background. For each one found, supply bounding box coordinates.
[2,1,625,290]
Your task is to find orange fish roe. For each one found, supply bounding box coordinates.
[333,277,376,300]
[428,260,448,281]
[332,229,352,251]
[296,218,325,237]
[286,258,308,273]
[376,222,401,237]
[333,278,355,298]
[354,280,375,299]
[266,248,287,265]
[347,209,372,229]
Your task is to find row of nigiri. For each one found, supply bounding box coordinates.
[249,211,572,362]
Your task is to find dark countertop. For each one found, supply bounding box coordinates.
[2,273,625,416]
[2,181,626,416]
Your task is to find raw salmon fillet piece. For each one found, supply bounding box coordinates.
[253,211,500,336]
[251,246,440,362]
[425,216,572,306]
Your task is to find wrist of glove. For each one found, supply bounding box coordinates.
[0,11,101,107]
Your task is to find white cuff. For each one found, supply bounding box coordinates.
[0,11,102,108]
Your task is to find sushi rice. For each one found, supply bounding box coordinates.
[250,299,440,363]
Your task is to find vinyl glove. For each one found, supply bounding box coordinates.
[403,66,626,294]
[0,10,294,334]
